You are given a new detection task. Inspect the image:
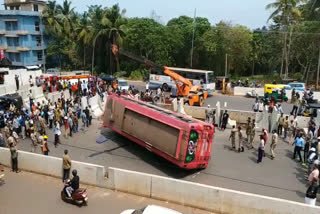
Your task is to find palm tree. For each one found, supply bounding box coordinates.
[105,4,127,74]
[43,0,61,35]
[56,0,75,37]
[88,6,112,74]
[77,12,92,68]
[266,0,301,78]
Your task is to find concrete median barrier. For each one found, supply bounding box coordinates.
[0,85,6,96]
[234,87,264,96]
[89,95,103,118]
[81,96,88,110]
[31,87,47,104]
[107,167,151,197]
[5,84,16,94]
[107,167,320,214]
[0,148,105,186]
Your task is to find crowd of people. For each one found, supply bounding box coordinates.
[0,76,112,174]
[225,105,320,206]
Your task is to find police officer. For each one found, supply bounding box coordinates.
[229,125,237,150]
[248,119,256,149]
[246,117,252,145]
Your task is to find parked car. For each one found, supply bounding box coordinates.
[121,205,182,214]
[118,79,129,91]
[45,68,59,76]
[288,82,305,92]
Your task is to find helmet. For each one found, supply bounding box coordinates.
[72,169,77,176]
[44,135,48,139]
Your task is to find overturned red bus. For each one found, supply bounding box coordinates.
[103,93,214,169]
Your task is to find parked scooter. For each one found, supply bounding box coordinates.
[61,179,88,206]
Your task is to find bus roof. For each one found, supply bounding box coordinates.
[167,67,214,74]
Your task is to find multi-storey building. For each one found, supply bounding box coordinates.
[0,0,47,67]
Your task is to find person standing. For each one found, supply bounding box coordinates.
[63,116,69,139]
[257,135,265,163]
[84,107,90,127]
[229,125,237,151]
[81,110,87,128]
[54,121,61,147]
[291,97,300,116]
[283,116,290,142]
[252,101,259,112]
[68,116,73,137]
[72,113,78,133]
[48,109,54,129]
[41,135,49,155]
[278,113,284,136]
[246,118,252,145]
[238,126,244,152]
[258,100,264,112]
[29,75,34,87]
[270,130,278,160]
[62,149,71,182]
[292,133,305,162]
[305,177,319,206]
[30,129,38,153]
[248,120,256,149]
[221,110,229,131]
[303,137,311,166]
[15,74,19,91]
[9,142,19,173]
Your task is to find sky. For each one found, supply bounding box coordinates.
[1,0,274,29]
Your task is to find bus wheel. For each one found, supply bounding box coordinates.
[162,83,169,92]
[199,96,204,106]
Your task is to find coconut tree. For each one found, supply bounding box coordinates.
[266,0,301,78]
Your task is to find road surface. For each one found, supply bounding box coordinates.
[0,169,210,214]
[15,118,311,205]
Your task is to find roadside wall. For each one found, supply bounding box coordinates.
[0,148,105,186]
[233,87,264,96]
[0,148,318,214]
[107,167,320,214]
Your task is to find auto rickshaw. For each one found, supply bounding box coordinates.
[302,103,320,117]
[264,84,288,102]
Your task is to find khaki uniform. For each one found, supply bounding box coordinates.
[249,122,255,149]
[270,133,278,159]
[30,133,38,153]
[4,126,10,139]
[238,130,244,152]
[6,136,15,147]
[230,128,237,149]
[246,122,252,147]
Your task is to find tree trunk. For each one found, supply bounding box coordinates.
[280,43,285,77]
[83,45,86,68]
[91,42,95,75]
[285,28,293,79]
[251,60,255,77]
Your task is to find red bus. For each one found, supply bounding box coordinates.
[103,93,214,169]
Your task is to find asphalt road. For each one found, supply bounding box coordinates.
[0,169,210,214]
[15,118,312,205]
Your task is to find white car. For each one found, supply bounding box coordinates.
[121,205,182,214]
[118,79,129,91]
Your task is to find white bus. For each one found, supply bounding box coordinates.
[148,67,215,95]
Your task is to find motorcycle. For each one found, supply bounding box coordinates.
[61,180,88,206]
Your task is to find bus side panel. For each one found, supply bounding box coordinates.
[122,109,180,158]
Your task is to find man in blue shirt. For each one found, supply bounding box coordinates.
[292,133,304,162]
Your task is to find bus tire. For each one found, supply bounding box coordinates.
[162,83,169,92]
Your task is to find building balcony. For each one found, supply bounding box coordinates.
[0,30,6,35]
[17,46,30,51]
[0,9,41,17]
[4,34,18,37]
[0,45,8,50]
[16,30,29,35]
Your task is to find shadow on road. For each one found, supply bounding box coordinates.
[100,128,199,179]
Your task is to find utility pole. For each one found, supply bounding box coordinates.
[190,8,196,68]
[225,53,228,77]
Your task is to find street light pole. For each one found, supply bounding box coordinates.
[225,53,228,77]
